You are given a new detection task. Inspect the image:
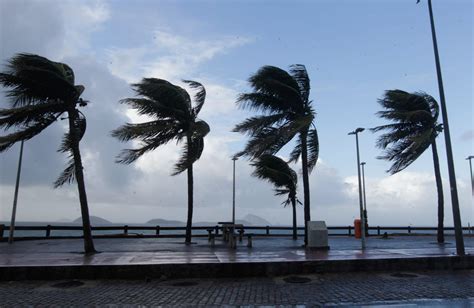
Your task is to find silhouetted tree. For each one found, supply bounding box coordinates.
[372,89,445,243]
[233,65,318,245]
[0,53,95,253]
[112,78,209,244]
[251,154,301,239]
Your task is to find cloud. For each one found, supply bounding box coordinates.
[0,0,110,60]
[107,30,252,83]
[460,130,473,142]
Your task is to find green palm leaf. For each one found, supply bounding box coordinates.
[372,90,441,174]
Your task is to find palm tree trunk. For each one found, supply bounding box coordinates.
[291,196,297,240]
[68,108,96,254]
[427,0,464,255]
[431,140,444,243]
[185,134,194,244]
[300,130,311,246]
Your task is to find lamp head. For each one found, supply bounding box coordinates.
[361,162,366,166]
[467,155,474,160]
[348,127,365,135]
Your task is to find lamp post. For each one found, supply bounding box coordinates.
[8,140,24,244]
[467,156,474,196]
[420,0,465,255]
[467,155,474,234]
[361,161,368,236]
[231,156,238,248]
[348,128,366,249]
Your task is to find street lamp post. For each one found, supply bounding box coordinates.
[467,156,474,196]
[8,140,25,244]
[421,0,465,255]
[361,162,368,236]
[467,155,474,233]
[231,156,238,248]
[348,128,366,249]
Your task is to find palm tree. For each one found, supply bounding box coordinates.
[251,154,301,239]
[233,65,319,246]
[112,78,210,244]
[0,53,96,253]
[372,89,445,243]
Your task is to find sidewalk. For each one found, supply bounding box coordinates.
[1,235,473,280]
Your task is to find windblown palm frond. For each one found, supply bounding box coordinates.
[371,90,441,174]
[113,78,210,174]
[54,113,87,187]
[0,53,79,107]
[0,53,87,186]
[251,154,298,206]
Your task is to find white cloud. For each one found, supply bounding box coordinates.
[107,30,252,83]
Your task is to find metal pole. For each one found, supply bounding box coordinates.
[8,140,24,244]
[467,156,474,233]
[349,128,366,249]
[361,161,368,236]
[467,156,474,196]
[426,0,464,255]
[231,157,237,248]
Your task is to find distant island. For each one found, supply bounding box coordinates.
[72,216,112,225]
[146,214,271,226]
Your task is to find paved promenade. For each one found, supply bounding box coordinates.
[1,235,473,267]
[1,269,473,306]
[1,235,473,306]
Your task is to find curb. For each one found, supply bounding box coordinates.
[1,255,473,281]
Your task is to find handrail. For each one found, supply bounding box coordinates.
[0,223,472,241]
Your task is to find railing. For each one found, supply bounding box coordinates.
[0,224,472,241]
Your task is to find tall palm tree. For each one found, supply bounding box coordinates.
[112,78,210,244]
[0,53,96,253]
[251,154,301,239]
[233,64,319,246]
[372,89,445,243]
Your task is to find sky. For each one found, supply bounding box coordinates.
[0,0,472,227]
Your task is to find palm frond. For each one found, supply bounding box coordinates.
[0,101,65,130]
[131,78,192,119]
[289,64,310,104]
[172,136,205,175]
[373,89,440,174]
[288,133,302,164]
[249,66,303,108]
[233,113,287,136]
[0,53,78,107]
[307,128,319,172]
[54,159,76,188]
[251,154,297,202]
[111,119,179,143]
[0,115,57,152]
[236,93,291,114]
[183,80,206,116]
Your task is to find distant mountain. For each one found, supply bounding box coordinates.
[145,214,271,226]
[146,218,185,226]
[72,216,112,225]
[241,214,271,226]
[55,218,71,223]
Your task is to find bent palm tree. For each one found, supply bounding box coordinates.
[0,53,96,253]
[251,155,301,239]
[371,89,445,243]
[112,78,210,244]
[233,65,318,245]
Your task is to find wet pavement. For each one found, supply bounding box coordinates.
[0,235,473,267]
[0,269,472,306]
